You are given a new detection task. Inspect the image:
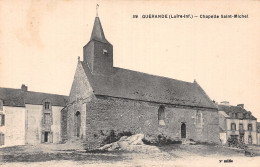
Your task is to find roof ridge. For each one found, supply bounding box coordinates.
[0,86,68,97]
[113,67,194,84]
[26,90,68,97]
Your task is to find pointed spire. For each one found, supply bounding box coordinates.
[90,5,110,44]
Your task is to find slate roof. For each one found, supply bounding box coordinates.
[218,105,248,113]
[219,111,230,118]
[90,17,110,44]
[81,61,217,109]
[218,104,257,120]
[0,88,25,107]
[0,87,68,107]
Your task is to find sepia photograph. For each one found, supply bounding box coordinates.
[0,0,260,166]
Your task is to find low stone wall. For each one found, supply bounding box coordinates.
[80,95,219,150]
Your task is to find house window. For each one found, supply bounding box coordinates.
[0,100,3,111]
[248,124,252,131]
[44,102,50,110]
[44,113,51,125]
[0,133,4,145]
[231,123,236,131]
[0,114,5,126]
[238,113,243,119]
[239,124,243,130]
[158,105,165,126]
[248,135,252,144]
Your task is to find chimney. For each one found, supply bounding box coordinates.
[21,84,28,91]
[220,101,229,105]
[237,104,244,109]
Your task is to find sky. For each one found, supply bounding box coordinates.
[0,0,260,119]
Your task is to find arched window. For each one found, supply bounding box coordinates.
[231,123,236,131]
[158,105,165,126]
[196,111,202,126]
[75,111,81,137]
[181,123,186,138]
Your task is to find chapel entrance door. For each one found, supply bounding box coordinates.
[44,132,49,142]
[75,111,81,137]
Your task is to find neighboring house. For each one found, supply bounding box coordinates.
[257,122,260,145]
[64,14,220,150]
[218,102,258,145]
[0,85,68,147]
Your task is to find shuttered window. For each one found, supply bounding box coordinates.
[44,102,50,110]
[248,124,252,131]
[231,123,236,131]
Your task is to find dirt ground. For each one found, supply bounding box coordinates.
[0,144,260,167]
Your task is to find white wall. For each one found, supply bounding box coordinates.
[257,133,260,145]
[25,104,63,144]
[0,106,26,147]
[25,104,42,144]
[220,133,227,145]
[226,119,257,144]
[52,106,63,143]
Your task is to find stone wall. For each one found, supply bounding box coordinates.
[83,40,113,75]
[67,62,93,140]
[79,95,219,149]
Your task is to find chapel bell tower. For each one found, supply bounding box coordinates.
[83,5,113,75]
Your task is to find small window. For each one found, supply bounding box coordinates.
[231,123,236,131]
[158,105,165,126]
[44,102,50,110]
[239,124,243,130]
[103,49,108,55]
[0,114,5,126]
[248,124,252,131]
[238,113,243,119]
[0,133,4,146]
